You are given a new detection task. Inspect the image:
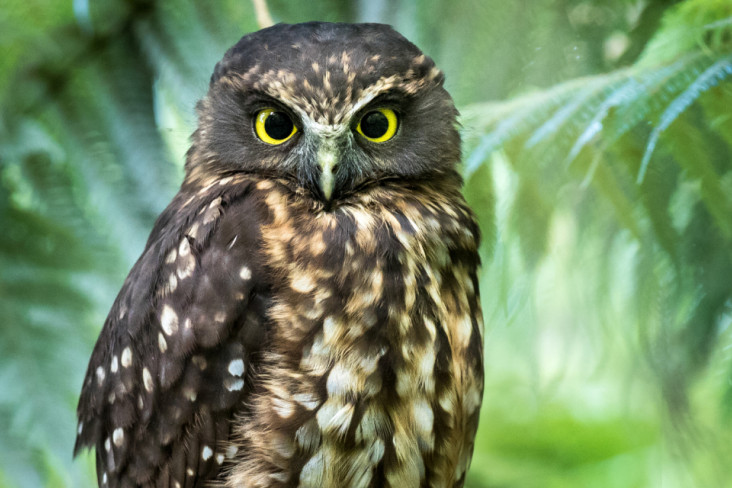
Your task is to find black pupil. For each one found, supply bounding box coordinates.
[361,111,390,139]
[264,111,293,140]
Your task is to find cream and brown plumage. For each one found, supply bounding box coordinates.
[75,22,483,488]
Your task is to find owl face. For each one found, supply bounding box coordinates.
[188,22,460,203]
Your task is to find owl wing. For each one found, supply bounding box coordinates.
[75,179,270,488]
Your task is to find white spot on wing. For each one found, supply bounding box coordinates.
[158,333,167,353]
[228,359,245,376]
[121,347,132,367]
[142,368,153,392]
[224,378,244,391]
[201,446,213,461]
[113,427,124,447]
[160,305,179,336]
[178,238,190,257]
[168,273,178,293]
[95,366,105,385]
[191,355,207,370]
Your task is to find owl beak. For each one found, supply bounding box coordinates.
[317,140,339,201]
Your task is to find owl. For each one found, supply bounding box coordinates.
[75,22,483,488]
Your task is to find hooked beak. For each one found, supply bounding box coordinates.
[317,139,339,201]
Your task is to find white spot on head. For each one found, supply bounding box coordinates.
[228,359,245,376]
[95,367,105,385]
[113,428,124,447]
[121,347,132,368]
[160,305,179,336]
[142,368,154,392]
[201,445,213,461]
[239,266,252,280]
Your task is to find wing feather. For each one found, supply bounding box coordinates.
[75,178,270,487]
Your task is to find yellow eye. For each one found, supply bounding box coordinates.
[356,108,398,143]
[254,108,297,145]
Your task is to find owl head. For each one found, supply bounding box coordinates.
[185,22,460,203]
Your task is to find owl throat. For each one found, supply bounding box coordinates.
[224,177,483,488]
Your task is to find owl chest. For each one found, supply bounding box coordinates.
[237,200,481,487]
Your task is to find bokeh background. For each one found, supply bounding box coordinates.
[1,0,732,486]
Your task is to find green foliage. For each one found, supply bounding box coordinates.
[1,0,731,486]
[460,0,732,485]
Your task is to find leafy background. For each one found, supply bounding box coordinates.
[1,0,731,486]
